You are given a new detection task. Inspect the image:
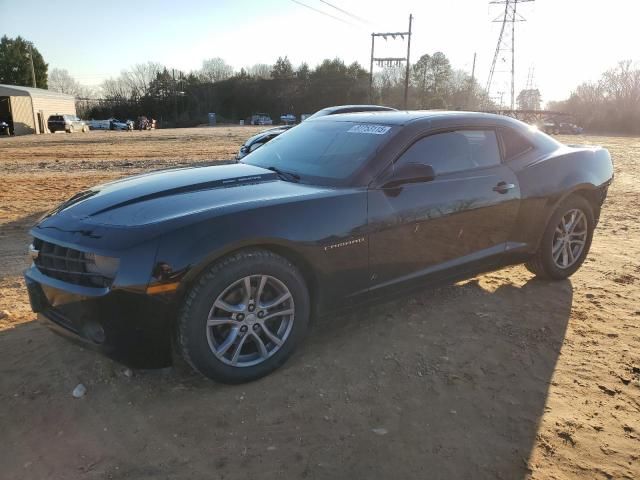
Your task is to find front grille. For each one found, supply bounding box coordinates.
[32,238,113,288]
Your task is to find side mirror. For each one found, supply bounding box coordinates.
[381,163,436,189]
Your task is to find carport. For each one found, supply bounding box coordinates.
[0,84,76,135]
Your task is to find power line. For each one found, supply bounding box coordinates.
[289,0,356,26]
[318,0,371,25]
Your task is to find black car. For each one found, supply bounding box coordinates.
[236,105,397,159]
[236,125,293,160]
[25,111,613,383]
[47,114,89,133]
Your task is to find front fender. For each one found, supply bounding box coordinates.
[151,191,369,313]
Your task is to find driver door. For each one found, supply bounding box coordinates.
[367,129,521,289]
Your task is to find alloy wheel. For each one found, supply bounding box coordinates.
[206,275,295,367]
[552,208,588,269]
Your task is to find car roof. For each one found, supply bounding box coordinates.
[310,110,531,129]
[320,104,397,114]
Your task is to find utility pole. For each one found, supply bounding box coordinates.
[403,14,413,109]
[172,69,177,127]
[368,14,413,107]
[510,1,516,111]
[27,44,36,88]
[369,34,375,103]
[485,0,534,110]
[466,52,477,109]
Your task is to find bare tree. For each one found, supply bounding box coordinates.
[123,62,163,98]
[48,68,83,96]
[600,60,640,107]
[199,57,234,83]
[557,60,640,133]
[372,65,406,107]
[246,63,272,79]
[100,77,132,100]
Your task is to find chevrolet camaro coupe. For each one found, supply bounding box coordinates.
[24,111,613,383]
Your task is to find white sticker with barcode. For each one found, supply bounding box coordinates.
[347,124,391,135]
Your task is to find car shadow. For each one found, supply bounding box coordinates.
[295,274,572,479]
[0,269,572,480]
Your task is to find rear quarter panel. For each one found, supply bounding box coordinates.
[508,145,613,251]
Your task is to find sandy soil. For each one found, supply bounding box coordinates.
[0,128,638,480]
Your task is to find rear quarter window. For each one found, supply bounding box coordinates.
[500,127,535,160]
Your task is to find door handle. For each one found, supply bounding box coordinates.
[493,182,515,194]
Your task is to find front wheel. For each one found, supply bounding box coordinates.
[525,195,594,279]
[176,249,310,383]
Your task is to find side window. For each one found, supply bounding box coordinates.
[396,130,501,175]
[500,127,534,160]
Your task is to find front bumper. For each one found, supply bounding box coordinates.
[25,266,175,368]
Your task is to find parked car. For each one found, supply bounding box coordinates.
[250,113,273,125]
[110,118,134,131]
[280,114,296,125]
[236,125,293,160]
[0,120,9,135]
[237,105,397,159]
[86,119,109,130]
[86,118,133,131]
[47,114,89,133]
[24,111,613,383]
[558,122,583,135]
[305,104,397,120]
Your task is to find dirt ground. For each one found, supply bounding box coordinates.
[0,127,638,480]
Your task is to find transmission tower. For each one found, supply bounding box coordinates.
[525,65,535,91]
[485,0,534,109]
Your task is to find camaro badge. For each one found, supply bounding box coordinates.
[323,237,365,252]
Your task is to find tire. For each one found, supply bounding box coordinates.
[525,195,594,280]
[67,125,74,134]
[176,249,310,383]
[82,125,88,133]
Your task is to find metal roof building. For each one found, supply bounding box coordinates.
[0,84,76,135]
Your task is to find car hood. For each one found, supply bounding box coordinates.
[36,163,330,229]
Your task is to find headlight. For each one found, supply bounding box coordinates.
[84,253,120,278]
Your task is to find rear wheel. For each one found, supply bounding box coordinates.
[67,125,74,134]
[525,195,594,279]
[176,249,310,383]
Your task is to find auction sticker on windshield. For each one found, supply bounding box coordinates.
[347,124,392,135]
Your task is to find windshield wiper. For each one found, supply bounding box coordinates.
[265,166,301,183]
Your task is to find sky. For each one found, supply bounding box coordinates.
[0,0,637,104]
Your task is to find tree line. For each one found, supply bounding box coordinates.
[84,54,488,126]
[2,35,639,134]
[548,61,640,135]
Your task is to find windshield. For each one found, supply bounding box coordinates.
[241,120,395,185]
